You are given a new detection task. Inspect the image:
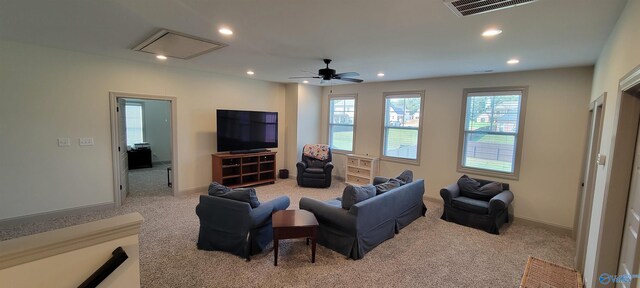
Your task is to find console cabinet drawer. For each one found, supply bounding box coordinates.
[345,154,379,186]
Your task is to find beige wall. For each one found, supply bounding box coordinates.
[284,84,322,175]
[296,84,322,169]
[0,40,286,220]
[321,67,594,229]
[584,0,640,286]
[284,84,299,172]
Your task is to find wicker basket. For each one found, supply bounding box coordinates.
[520,256,583,288]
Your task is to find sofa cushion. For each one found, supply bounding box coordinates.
[207,182,232,196]
[342,184,376,210]
[307,159,326,168]
[457,175,503,200]
[305,167,325,174]
[452,196,489,214]
[325,198,342,208]
[374,178,402,195]
[303,171,327,179]
[395,170,413,184]
[218,188,261,208]
[208,182,260,208]
[457,175,481,197]
[478,181,503,198]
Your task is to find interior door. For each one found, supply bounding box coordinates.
[118,98,129,204]
[575,97,604,272]
[617,123,640,288]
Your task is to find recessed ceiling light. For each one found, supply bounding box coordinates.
[482,29,503,37]
[507,59,520,64]
[246,70,254,75]
[156,55,167,60]
[303,80,309,84]
[377,73,385,77]
[219,28,233,35]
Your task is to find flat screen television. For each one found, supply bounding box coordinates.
[216,109,278,153]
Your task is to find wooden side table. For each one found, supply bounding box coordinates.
[272,210,319,266]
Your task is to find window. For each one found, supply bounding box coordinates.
[125,102,144,146]
[458,87,527,179]
[328,95,356,152]
[382,91,424,162]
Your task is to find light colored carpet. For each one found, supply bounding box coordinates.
[128,163,173,197]
[0,179,575,287]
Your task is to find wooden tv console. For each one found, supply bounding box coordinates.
[211,151,277,188]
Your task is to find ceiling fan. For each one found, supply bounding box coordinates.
[289,59,364,83]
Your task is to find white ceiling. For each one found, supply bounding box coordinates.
[0,0,628,85]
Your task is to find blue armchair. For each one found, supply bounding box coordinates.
[440,177,513,234]
[196,194,290,259]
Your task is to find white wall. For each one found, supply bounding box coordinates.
[584,0,640,285]
[321,67,594,229]
[0,40,285,221]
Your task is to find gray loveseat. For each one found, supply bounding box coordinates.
[299,178,426,260]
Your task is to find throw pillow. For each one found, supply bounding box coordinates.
[478,181,503,198]
[457,175,481,197]
[219,188,261,208]
[342,184,376,210]
[457,175,503,200]
[207,182,231,196]
[395,170,414,184]
[374,178,402,195]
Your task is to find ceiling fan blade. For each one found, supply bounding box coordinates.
[335,77,364,83]
[335,72,359,78]
[288,76,321,79]
[320,79,328,84]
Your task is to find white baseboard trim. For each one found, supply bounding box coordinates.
[423,196,572,235]
[513,216,573,236]
[0,202,114,229]
[178,186,208,196]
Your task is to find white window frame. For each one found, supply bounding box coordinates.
[125,101,145,146]
[457,86,528,180]
[380,91,425,164]
[328,94,357,153]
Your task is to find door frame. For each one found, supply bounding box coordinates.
[109,92,179,206]
[574,93,606,272]
[591,65,640,285]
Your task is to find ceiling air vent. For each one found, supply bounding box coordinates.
[132,29,227,59]
[444,0,539,17]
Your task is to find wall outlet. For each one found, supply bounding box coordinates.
[58,138,71,147]
[79,137,94,146]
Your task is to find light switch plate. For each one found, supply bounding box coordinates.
[79,137,94,146]
[58,138,71,147]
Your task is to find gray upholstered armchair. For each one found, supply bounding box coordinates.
[296,145,334,188]
[196,194,290,260]
[440,177,513,234]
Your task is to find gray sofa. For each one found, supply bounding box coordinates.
[196,194,290,260]
[299,179,426,260]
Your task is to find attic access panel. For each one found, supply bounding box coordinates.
[133,29,227,59]
[444,0,539,17]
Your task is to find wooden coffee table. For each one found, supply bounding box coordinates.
[272,210,319,266]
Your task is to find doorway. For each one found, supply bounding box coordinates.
[110,92,178,206]
[574,94,605,273]
[590,65,640,286]
[616,72,640,286]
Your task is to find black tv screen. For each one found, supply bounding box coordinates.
[216,109,278,152]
